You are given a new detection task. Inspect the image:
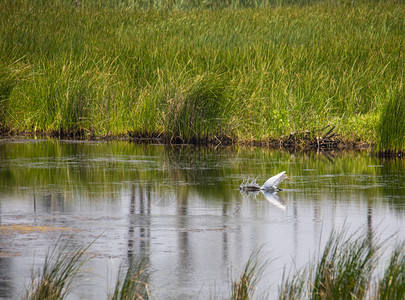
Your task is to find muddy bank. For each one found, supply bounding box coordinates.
[238,126,369,151]
[0,128,361,148]
[0,127,402,157]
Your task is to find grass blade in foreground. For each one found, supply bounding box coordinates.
[24,239,90,300]
[278,267,309,300]
[279,228,380,300]
[231,247,268,300]
[110,255,150,300]
[377,243,405,300]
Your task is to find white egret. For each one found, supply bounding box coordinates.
[239,171,289,192]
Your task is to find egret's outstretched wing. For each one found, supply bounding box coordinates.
[261,171,288,190]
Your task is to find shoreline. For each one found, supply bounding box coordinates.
[3,130,403,158]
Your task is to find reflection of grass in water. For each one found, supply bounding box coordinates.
[22,228,405,300]
[1,141,405,213]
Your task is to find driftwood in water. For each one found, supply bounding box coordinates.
[277,125,341,151]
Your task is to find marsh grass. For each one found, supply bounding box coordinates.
[377,93,405,153]
[231,247,267,299]
[0,1,404,149]
[6,0,340,9]
[310,229,378,299]
[279,228,381,300]
[24,240,90,300]
[110,256,150,300]
[377,243,405,300]
[0,58,29,132]
[21,228,405,299]
[163,72,230,142]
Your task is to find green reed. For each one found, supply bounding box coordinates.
[0,1,404,150]
[110,256,150,300]
[311,229,378,299]
[24,240,90,300]
[24,241,150,300]
[377,243,405,300]
[21,227,405,299]
[231,248,267,299]
[279,228,380,300]
[377,93,405,153]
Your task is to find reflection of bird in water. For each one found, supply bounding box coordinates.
[239,171,289,192]
[261,189,286,210]
[239,171,290,210]
[239,187,287,211]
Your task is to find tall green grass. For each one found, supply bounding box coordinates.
[377,93,405,153]
[310,229,378,299]
[0,1,404,150]
[0,0,364,10]
[163,72,231,142]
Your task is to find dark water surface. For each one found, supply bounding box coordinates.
[0,139,404,299]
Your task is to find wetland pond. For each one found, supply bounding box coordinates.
[0,139,405,299]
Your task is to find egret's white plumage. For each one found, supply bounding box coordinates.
[260,171,289,191]
[239,171,289,192]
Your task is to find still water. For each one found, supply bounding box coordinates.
[0,139,404,299]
